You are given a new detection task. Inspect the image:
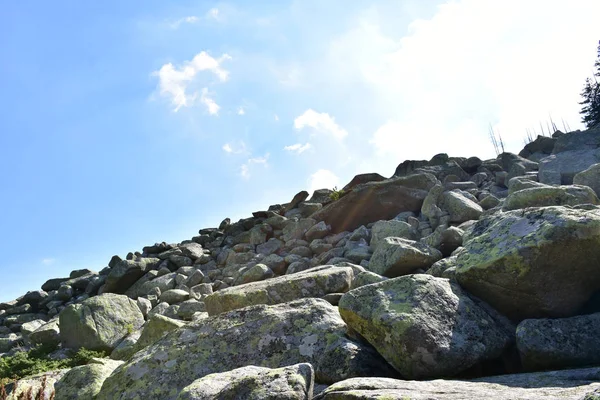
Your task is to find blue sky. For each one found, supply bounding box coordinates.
[1,0,599,301]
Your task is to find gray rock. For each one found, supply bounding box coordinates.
[314,368,600,400]
[339,274,513,379]
[370,220,416,251]
[256,238,284,256]
[517,312,600,371]
[204,265,353,315]
[160,289,190,304]
[96,298,396,399]
[59,293,145,352]
[503,184,599,210]
[441,191,483,223]
[305,221,330,242]
[455,206,600,320]
[539,149,600,185]
[54,358,124,400]
[176,363,314,400]
[574,163,600,197]
[104,258,161,294]
[29,319,60,347]
[369,238,443,277]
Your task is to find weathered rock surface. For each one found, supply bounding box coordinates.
[54,358,124,400]
[59,293,145,352]
[339,274,512,379]
[517,312,600,371]
[314,367,600,399]
[96,298,395,399]
[176,363,314,400]
[455,206,600,320]
[204,265,353,315]
[311,173,437,233]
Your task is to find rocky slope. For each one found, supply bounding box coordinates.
[3,126,600,399]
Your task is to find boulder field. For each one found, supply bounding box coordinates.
[3,126,600,399]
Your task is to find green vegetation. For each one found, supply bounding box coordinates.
[0,345,107,386]
[329,186,345,201]
[580,40,600,128]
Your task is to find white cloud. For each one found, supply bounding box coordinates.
[274,114,279,121]
[294,109,348,140]
[200,88,220,115]
[169,16,200,29]
[207,8,220,21]
[240,154,270,179]
[222,141,247,154]
[237,107,245,115]
[41,258,55,266]
[152,52,231,111]
[284,143,312,154]
[321,0,600,159]
[308,169,339,192]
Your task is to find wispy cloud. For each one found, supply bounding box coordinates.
[237,107,245,115]
[169,16,200,29]
[206,8,220,21]
[294,109,348,140]
[152,52,231,111]
[222,141,247,154]
[240,154,270,179]
[200,88,220,115]
[284,143,312,154]
[41,258,55,266]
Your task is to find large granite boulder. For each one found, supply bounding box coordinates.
[104,258,161,294]
[369,220,416,251]
[338,274,513,379]
[204,265,353,315]
[503,184,599,210]
[517,312,600,371]
[342,173,386,192]
[539,128,600,184]
[54,358,124,400]
[176,363,314,400]
[59,293,145,352]
[311,173,437,233]
[455,206,600,320]
[368,238,442,277]
[314,368,600,400]
[96,298,395,399]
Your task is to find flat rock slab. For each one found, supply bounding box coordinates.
[339,274,512,379]
[204,265,353,315]
[176,363,314,400]
[455,206,600,320]
[314,367,600,399]
[503,184,599,211]
[96,298,395,400]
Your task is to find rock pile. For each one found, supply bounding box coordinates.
[2,126,600,399]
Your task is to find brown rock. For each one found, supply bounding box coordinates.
[311,173,438,234]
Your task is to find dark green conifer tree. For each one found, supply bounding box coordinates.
[580,41,600,128]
